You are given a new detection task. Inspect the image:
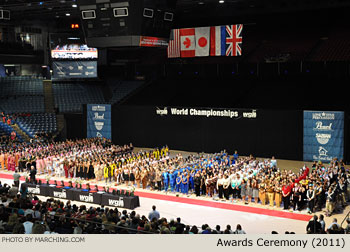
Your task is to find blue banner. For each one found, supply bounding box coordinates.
[303,111,344,162]
[53,61,97,79]
[87,104,111,139]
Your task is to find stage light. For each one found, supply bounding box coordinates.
[66,13,71,16]
[219,0,225,3]
[72,4,78,8]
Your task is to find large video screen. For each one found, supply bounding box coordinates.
[50,33,98,60]
[53,61,97,79]
[51,44,98,59]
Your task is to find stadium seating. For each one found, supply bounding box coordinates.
[0,121,23,142]
[15,113,57,138]
[0,76,45,114]
[52,82,105,113]
[107,80,144,105]
[309,30,350,61]
[246,32,319,63]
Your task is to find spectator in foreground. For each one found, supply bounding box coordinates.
[234,224,246,234]
[344,219,350,234]
[23,214,34,234]
[13,169,21,188]
[148,205,160,221]
[306,215,322,234]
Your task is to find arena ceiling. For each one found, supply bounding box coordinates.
[1,0,350,22]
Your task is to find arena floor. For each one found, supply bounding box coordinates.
[1,148,349,234]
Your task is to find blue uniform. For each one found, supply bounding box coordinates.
[169,173,175,192]
[175,176,182,192]
[181,175,189,194]
[163,172,169,191]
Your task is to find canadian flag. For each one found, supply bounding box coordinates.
[180,28,195,58]
[195,27,210,57]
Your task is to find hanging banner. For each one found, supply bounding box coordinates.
[53,61,97,79]
[303,111,344,162]
[87,104,111,139]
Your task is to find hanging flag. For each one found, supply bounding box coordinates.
[167,29,181,58]
[195,27,210,57]
[210,26,226,56]
[225,24,243,56]
[167,24,243,58]
[180,28,196,58]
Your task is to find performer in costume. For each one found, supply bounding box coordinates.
[274,180,282,208]
[181,172,189,195]
[82,161,88,180]
[282,180,292,210]
[169,170,175,192]
[123,167,130,186]
[64,158,69,178]
[194,172,201,196]
[135,168,141,188]
[0,151,4,170]
[4,152,8,171]
[189,170,195,192]
[259,179,267,205]
[88,161,95,180]
[176,173,182,193]
[155,169,162,191]
[141,168,148,189]
[163,170,169,192]
[104,164,109,184]
[129,167,135,186]
[266,179,275,207]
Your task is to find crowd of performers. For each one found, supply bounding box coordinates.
[0,138,349,216]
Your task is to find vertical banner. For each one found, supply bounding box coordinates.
[303,111,344,162]
[87,104,111,139]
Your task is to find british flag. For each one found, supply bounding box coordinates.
[225,24,243,56]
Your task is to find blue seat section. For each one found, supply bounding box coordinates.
[107,80,144,104]
[0,76,45,113]
[52,82,105,113]
[0,121,24,142]
[15,113,57,138]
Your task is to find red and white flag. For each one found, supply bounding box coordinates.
[195,27,210,57]
[180,28,195,58]
[167,29,181,58]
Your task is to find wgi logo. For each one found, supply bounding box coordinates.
[53,190,67,199]
[156,107,168,116]
[108,198,124,207]
[79,194,94,202]
[28,187,40,194]
[243,110,257,118]
[94,121,104,131]
[315,133,331,145]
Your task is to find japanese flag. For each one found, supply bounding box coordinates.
[195,27,210,57]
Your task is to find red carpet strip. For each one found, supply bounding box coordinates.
[0,172,312,221]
